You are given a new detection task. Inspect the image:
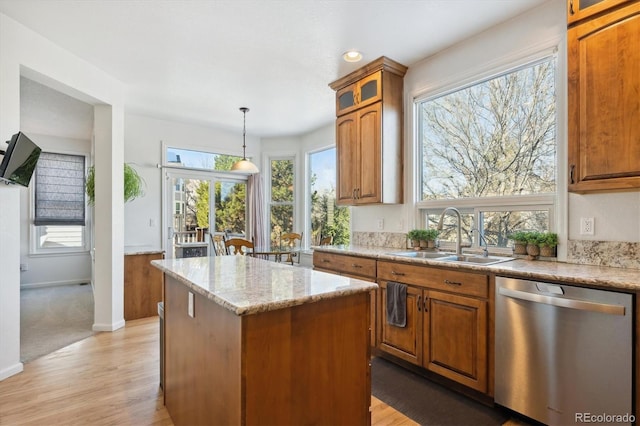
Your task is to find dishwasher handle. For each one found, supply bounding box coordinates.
[498,286,626,316]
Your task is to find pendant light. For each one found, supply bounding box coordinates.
[230,107,259,174]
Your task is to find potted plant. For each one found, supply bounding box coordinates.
[86,163,145,206]
[525,231,542,257]
[539,232,558,257]
[508,231,529,255]
[424,229,439,249]
[407,229,422,250]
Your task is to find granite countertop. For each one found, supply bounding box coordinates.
[314,245,640,292]
[151,255,378,316]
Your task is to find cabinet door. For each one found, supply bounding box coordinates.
[568,2,640,192]
[356,102,382,204]
[424,290,487,392]
[336,113,358,204]
[336,83,358,116]
[567,0,632,24]
[378,281,423,365]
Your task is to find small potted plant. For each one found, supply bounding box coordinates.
[407,229,423,250]
[525,231,542,257]
[539,232,558,257]
[424,229,439,249]
[508,231,529,255]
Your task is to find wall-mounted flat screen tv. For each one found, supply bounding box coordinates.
[0,132,42,188]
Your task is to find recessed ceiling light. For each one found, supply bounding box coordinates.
[343,50,363,62]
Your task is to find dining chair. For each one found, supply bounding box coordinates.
[280,232,303,265]
[225,237,255,256]
[319,236,333,246]
[209,233,227,256]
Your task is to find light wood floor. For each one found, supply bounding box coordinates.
[0,317,417,426]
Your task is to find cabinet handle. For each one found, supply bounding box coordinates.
[570,164,575,184]
[569,0,574,15]
[390,270,405,276]
[321,259,331,263]
[351,263,362,269]
[423,297,428,312]
[444,279,462,286]
[352,188,356,199]
[417,295,422,312]
[356,188,360,199]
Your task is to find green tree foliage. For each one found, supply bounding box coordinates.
[270,159,294,243]
[310,174,350,246]
[195,181,209,228]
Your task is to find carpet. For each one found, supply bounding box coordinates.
[371,357,510,426]
[20,284,95,363]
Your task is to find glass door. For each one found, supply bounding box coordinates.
[164,171,248,259]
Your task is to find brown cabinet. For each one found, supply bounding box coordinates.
[568,1,640,192]
[313,251,378,347]
[124,251,164,320]
[377,260,489,393]
[330,57,407,205]
[567,0,632,24]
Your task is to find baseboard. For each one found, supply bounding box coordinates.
[0,362,24,381]
[21,278,91,290]
[92,319,125,332]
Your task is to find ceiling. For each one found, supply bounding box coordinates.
[0,0,548,138]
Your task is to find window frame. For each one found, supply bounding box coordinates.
[29,151,91,256]
[413,48,561,254]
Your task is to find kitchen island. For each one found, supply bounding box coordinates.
[152,255,378,426]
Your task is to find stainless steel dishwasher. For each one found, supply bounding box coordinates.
[495,276,633,426]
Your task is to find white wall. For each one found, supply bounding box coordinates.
[18,134,92,288]
[0,12,125,379]
[124,113,261,251]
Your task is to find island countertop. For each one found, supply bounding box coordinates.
[152,255,378,316]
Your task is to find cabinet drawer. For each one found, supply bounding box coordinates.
[313,251,376,278]
[377,261,488,298]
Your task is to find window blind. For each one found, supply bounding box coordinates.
[34,152,86,226]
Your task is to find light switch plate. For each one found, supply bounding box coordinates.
[188,292,194,318]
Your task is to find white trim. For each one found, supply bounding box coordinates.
[0,363,23,382]
[20,279,91,290]
[92,319,125,332]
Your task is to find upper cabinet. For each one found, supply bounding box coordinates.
[329,56,407,205]
[567,0,640,192]
[567,0,632,24]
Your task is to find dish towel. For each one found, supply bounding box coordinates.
[386,281,407,328]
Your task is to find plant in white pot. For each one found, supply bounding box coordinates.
[86,163,145,206]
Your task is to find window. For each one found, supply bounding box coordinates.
[166,147,242,171]
[32,152,88,253]
[417,55,557,250]
[268,157,294,245]
[309,148,350,245]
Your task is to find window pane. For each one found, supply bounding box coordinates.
[38,225,84,248]
[419,58,556,201]
[481,210,549,248]
[35,152,85,226]
[271,159,294,202]
[270,204,293,244]
[425,211,475,246]
[309,148,350,245]
[167,148,243,171]
[215,181,246,236]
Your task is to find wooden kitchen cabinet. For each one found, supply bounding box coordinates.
[377,260,490,394]
[568,1,640,192]
[330,56,406,206]
[313,250,378,347]
[124,251,164,320]
[567,0,632,24]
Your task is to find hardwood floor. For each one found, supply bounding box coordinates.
[0,317,416,425]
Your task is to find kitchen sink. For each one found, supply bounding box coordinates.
[439,254,515,265]
[386,251,452,259]
[386,251,514,265]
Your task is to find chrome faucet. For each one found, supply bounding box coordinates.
[437,207,462,256]
[472,228,489,257]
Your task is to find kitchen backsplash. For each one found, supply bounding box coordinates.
[352,232,640,270]
[567,240,640,269]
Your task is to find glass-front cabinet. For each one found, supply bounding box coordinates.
[335,71,382,116]
[567,0,632,24]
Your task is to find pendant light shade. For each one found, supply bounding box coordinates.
[231,107,259,174]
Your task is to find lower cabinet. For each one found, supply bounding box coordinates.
[377,260,489,393]
[313,251,378,347]
[124,251,165,320]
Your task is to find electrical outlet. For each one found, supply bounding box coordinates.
[20,263,28,272]
[580,217,595,235]
[188,292,195,318]
[377,219,384,230]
